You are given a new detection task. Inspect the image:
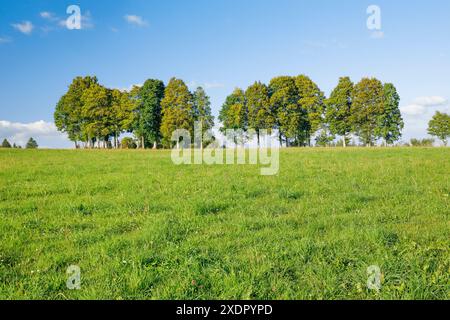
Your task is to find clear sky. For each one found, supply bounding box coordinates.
[0,0,449,148]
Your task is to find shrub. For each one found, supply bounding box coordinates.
[410,138,434,147]
[120,137,137,149]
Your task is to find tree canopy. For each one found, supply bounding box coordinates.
[54,74,406,149]
[350,78,385,146]
[428,111,450,146]
[160,78,194,148]
[326,77,354,147]
[134,79,165,149]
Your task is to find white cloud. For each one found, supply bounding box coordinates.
[0,120,69,148]
[11,21,34,35]
[124,15,149,27]
[412,96,447,106]
[400,104,425,116]
[401,96,448,116]
[46,11,94,30]
[400,96,449,142]
[40,11,56,20]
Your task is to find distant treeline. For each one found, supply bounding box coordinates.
[1,138,38,149]
[54,75,405,148]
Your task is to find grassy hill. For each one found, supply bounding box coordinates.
[0,148,448,299]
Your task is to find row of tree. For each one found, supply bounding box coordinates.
[54,76,213,149]
[55,75,406,149]
[1,138,38,149]
[220,76,404,147]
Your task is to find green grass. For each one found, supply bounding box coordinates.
[0,148,449,300]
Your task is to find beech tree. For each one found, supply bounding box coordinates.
[81,83,113,148]
[428,111,450,146]
[245,81,272,146]
[193,87,214,149]
[269,76,303,147]
[326,77,354,147]
[160,78,194,148]
[54,75,405,150]
[295,75,326,146]
[376,83,403,145]
[350,78,384,146]
[136,79,165,149]
[54,76,98,148]
[219,88,247,131]
[111,89,136,148]
[219,88,247,144]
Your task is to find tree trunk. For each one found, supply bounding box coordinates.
[257,131,260,148]
[343,136,347,148]
[153,141,157,149]
[141,136,145,149]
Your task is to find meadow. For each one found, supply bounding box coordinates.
[0,148,448,300]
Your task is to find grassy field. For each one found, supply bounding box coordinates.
[0,148,448,300]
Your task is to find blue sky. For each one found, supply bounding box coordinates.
[0,0,449,148]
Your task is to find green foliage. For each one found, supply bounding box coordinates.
[245,81,272,144]
[160,78,194,147]
[110,89,137,148]
[193,87,214,147]
[376,83,404,145]
[25,137,38,149]
[315,125,335,147]
[326,77,354,146]
[219,88,247,131]
[410,138,435,147]
[295,75,326,145]
[55,75,405,149]
[120,137,137,149]
[428,111,450,146]
[54,76,98,147]
[55,76,139,149]
[135,79,165,148]
[350,78,384,146]
[80,83,113,146]
[0,148,448,299]
[1,139,11,148]
[269,76,304,146]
